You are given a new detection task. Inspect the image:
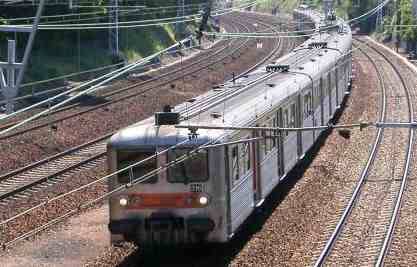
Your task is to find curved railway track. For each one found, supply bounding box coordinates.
[0,14,292,211]
[0,15,256,137]
[313,37,414,266]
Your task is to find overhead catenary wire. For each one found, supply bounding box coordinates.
[212,0,390,39]
[0,23,370,134]
[2,41,205,106]
[0,134,219,249]
[0,38,193,135]
[0,0,256,30]
[2,118,417,249]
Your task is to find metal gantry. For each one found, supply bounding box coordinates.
[0,0,45,114]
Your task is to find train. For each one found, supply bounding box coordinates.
[106,8,352,246]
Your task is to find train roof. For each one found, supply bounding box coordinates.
[109,11,352,150]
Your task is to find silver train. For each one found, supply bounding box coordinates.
[107,9,352,246]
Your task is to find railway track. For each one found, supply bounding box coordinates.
[313,37,414,266]
[0,14,290,210]
[0,12,293,137]
[0,15,254,137]
[362,39,417,266]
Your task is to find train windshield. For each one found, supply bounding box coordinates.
[167,149,209,183]
[117,151,157,184]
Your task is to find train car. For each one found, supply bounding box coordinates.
[107,9,352,246]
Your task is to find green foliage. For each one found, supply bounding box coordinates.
[0,0,208,82]
[398,0,417,41]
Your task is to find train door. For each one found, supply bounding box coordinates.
[335,66,340,108]
[224,146,232,237]
[312,82,316,141]
[252,127,262,205]
[296,93,303,158]
[226,142,255,234]
[328,71,332,118]
[277,108,285,177]
[320,77,325,125]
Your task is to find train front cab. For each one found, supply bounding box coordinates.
[107,127,229,246]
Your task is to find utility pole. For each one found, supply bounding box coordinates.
[0,0,45,114]
[109,0,120,58]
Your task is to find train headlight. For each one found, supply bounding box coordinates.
[198,195,209,206]
[119,197,128,207]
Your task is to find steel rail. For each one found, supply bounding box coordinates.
[315,38,414,266]
[314,40,388,267]
[367,41,415,267]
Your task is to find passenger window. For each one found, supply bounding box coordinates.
[329,71,333,91]
[305,92,313,117]
[272,118,277,148]
[239,141,251,176]
[303,94,309,118]
[290,103,296,128]
[117,151,157,184]
[284,109,289,136]
[260,130,267,159]
[230,146,239,181]
[168,149,209,183]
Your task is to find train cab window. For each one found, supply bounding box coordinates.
[117,151,157,184]
[168,149,209,183]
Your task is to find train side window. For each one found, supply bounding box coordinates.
[265,122,272,153]
[284,109,289,136]
[168,149,209,183]
[117,150,157,184]
[290,103,296,128]
[239,141,251,176]
[322,76,327,97]
[272,117,277,148]
[330,71,334,91]
[230,145,239,181]
[313,83,320,108]
[303,94,309,118]
[260,129,267,159]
